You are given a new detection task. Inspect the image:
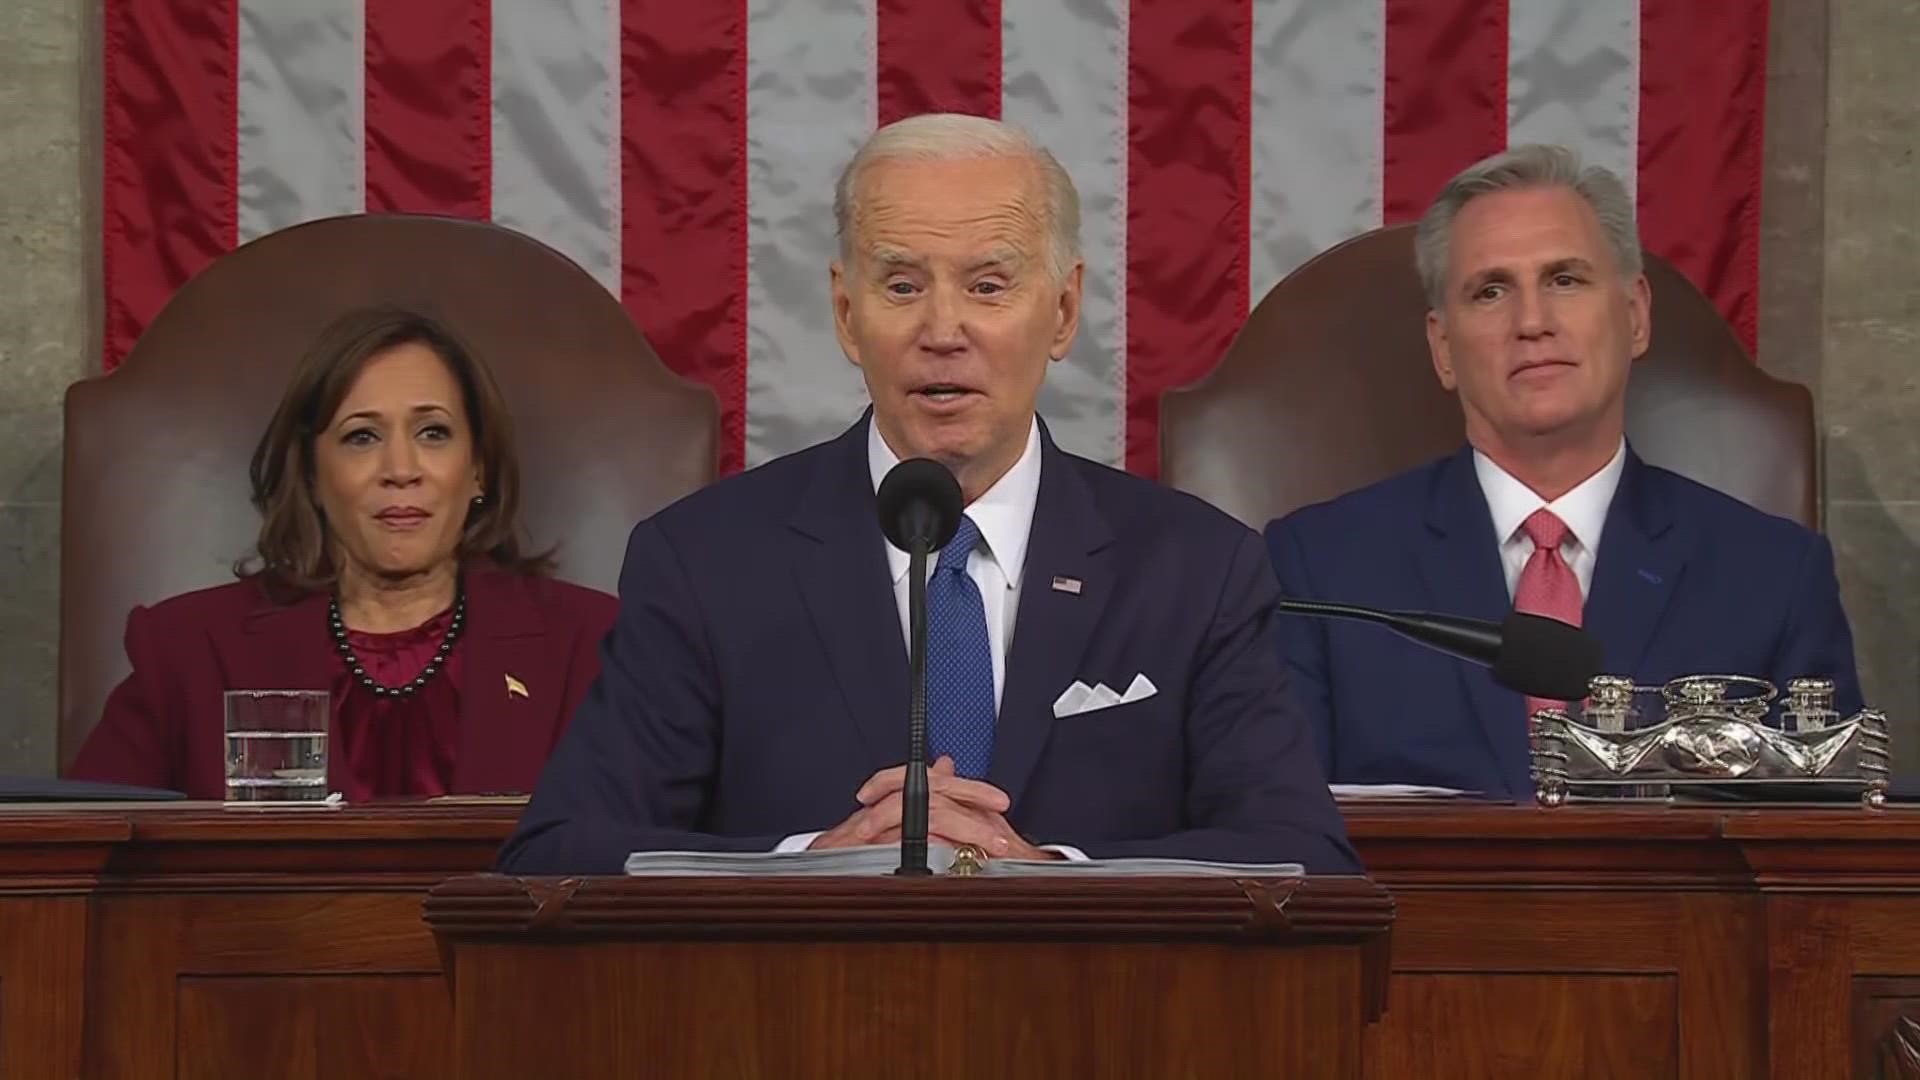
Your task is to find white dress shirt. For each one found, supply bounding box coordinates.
[777,417,1083,859]
[870,416,1041,710]
[1473,440,1627,602]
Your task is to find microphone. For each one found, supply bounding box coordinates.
[875,458,963,876]
[1277,598,1603,701]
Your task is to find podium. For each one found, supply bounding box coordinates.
[424,873,1394,1080]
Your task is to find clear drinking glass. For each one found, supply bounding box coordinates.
[223,690,330,802]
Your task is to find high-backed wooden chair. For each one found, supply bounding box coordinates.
[61,214,717,769]
[1161,224,1815,530]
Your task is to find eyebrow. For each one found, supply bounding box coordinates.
[336,404,453,427]
[865,245,1028,274]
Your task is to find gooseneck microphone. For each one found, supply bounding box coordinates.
[875,458,964,876]
[1277,598,1603,702]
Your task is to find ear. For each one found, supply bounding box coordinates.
[1427,309,1457,391]
[1047,261,1086,362]
[1625,272,1652,361]
[831,259,861,369]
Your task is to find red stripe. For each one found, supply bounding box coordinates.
[1124,0,1252,477]
[364,0,491,217]
[1638,0,1767,356]
[1380,0,1509,224]
[876,0,1002,124]
[620,0,750,474]
[102,0,239,370]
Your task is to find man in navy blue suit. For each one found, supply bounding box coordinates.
[1266,144,1862,802]
[502,114,1355,874]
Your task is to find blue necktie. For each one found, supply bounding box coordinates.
[925,514,996,778]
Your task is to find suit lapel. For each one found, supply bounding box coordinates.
[451,566,557,792]
[1584,450,1684,678]
[1413,447,1532,791]
[789,419,910,767]
[989,432,1114,805]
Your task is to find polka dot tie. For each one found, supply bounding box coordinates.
[925,515,996,778]
[1513,508,1584,721]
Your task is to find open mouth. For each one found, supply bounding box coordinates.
[912,384,979,404]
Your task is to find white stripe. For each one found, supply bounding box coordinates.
[1507,0,1640,200]
[491,0,622,293]
[235,0,364,243]
[1002,0,1129,469]
[743,0,878,466]
[1249,0,1386,303]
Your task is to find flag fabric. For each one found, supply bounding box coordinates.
[103,0,1767,477]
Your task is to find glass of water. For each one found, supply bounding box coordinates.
[224,690,330,802]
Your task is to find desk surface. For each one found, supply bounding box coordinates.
[0,802,1915,1079]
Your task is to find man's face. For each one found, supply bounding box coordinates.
[832,155,1082,494]
[1427,185,1651,451]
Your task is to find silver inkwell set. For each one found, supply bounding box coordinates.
[1530,674,1892,808]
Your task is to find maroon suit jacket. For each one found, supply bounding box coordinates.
[67,563,617,799]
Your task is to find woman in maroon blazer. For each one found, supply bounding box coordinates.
[69,308,617,800]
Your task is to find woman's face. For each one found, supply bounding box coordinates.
[311,342,483,584]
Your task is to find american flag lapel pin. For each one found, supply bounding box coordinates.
[505,673,529,700]
[1051,576,1083,596]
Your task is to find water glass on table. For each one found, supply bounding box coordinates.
[224,690,330,802]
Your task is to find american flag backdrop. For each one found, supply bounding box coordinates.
[103,0,1768,477]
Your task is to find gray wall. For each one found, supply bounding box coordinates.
[0,0,1914,774]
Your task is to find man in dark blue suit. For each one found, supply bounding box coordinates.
[1266,144,1862,801]
[502,114,1355,874]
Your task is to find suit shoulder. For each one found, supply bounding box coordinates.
[1267,456,1444,539]
[518,574,619,624]
[134,577,278,628]
[1642,464,1825,551]
[1065,453,1253,548]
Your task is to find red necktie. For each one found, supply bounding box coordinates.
[1512,508,1583,720]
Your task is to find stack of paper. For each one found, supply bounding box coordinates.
[1329,783,1475,800]
[625,843,1302,878]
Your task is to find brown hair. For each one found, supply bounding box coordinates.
[243,306,552,594]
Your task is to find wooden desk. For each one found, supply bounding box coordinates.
[2,803,1917,1079]
[0,803,515,1080]
[1346,803,1920,1080]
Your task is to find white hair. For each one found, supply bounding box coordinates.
[1415,143,1644,309]
[833,113,1082,282]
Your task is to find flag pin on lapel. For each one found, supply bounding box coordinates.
[505,674,529,700]
[1051,576,1083,595]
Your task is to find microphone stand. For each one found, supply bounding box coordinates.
[896,536,932,876]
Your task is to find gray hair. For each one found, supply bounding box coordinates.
[1414,143,1643,309]
[833,113,1082,282]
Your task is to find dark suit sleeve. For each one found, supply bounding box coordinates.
[1073,530,1360,873]
[1770,532,1866,715]
[499,520,785,875]
[1264,517,1337,778]
[67,605,177,788]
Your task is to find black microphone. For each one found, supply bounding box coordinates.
[1277,598,1603,701]
[875,458,963,876]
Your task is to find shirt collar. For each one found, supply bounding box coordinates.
[868,415,1043,590]
[1472,439,1627,552]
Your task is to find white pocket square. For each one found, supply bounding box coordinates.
[1052,673,1158,718]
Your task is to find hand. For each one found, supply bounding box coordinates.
[810,757,1057,860]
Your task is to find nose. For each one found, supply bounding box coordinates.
[379,437,423,487]
[1514,283,1554,340]
[918,283,967,355]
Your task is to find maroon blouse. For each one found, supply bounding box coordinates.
[329,607,463,801]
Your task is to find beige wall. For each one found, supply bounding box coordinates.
[0,0,89,773]
[0,0,1913,775]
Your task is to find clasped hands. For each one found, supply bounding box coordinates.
[809,755,1058,860]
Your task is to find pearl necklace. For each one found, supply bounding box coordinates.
[328,584,467,698]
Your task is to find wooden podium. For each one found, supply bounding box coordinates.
[424,873,1395,1080]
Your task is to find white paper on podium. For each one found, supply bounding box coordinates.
[1329,783,1475,800]
[625,843,1302,878]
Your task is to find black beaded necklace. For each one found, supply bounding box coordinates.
[328,582,467,698]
